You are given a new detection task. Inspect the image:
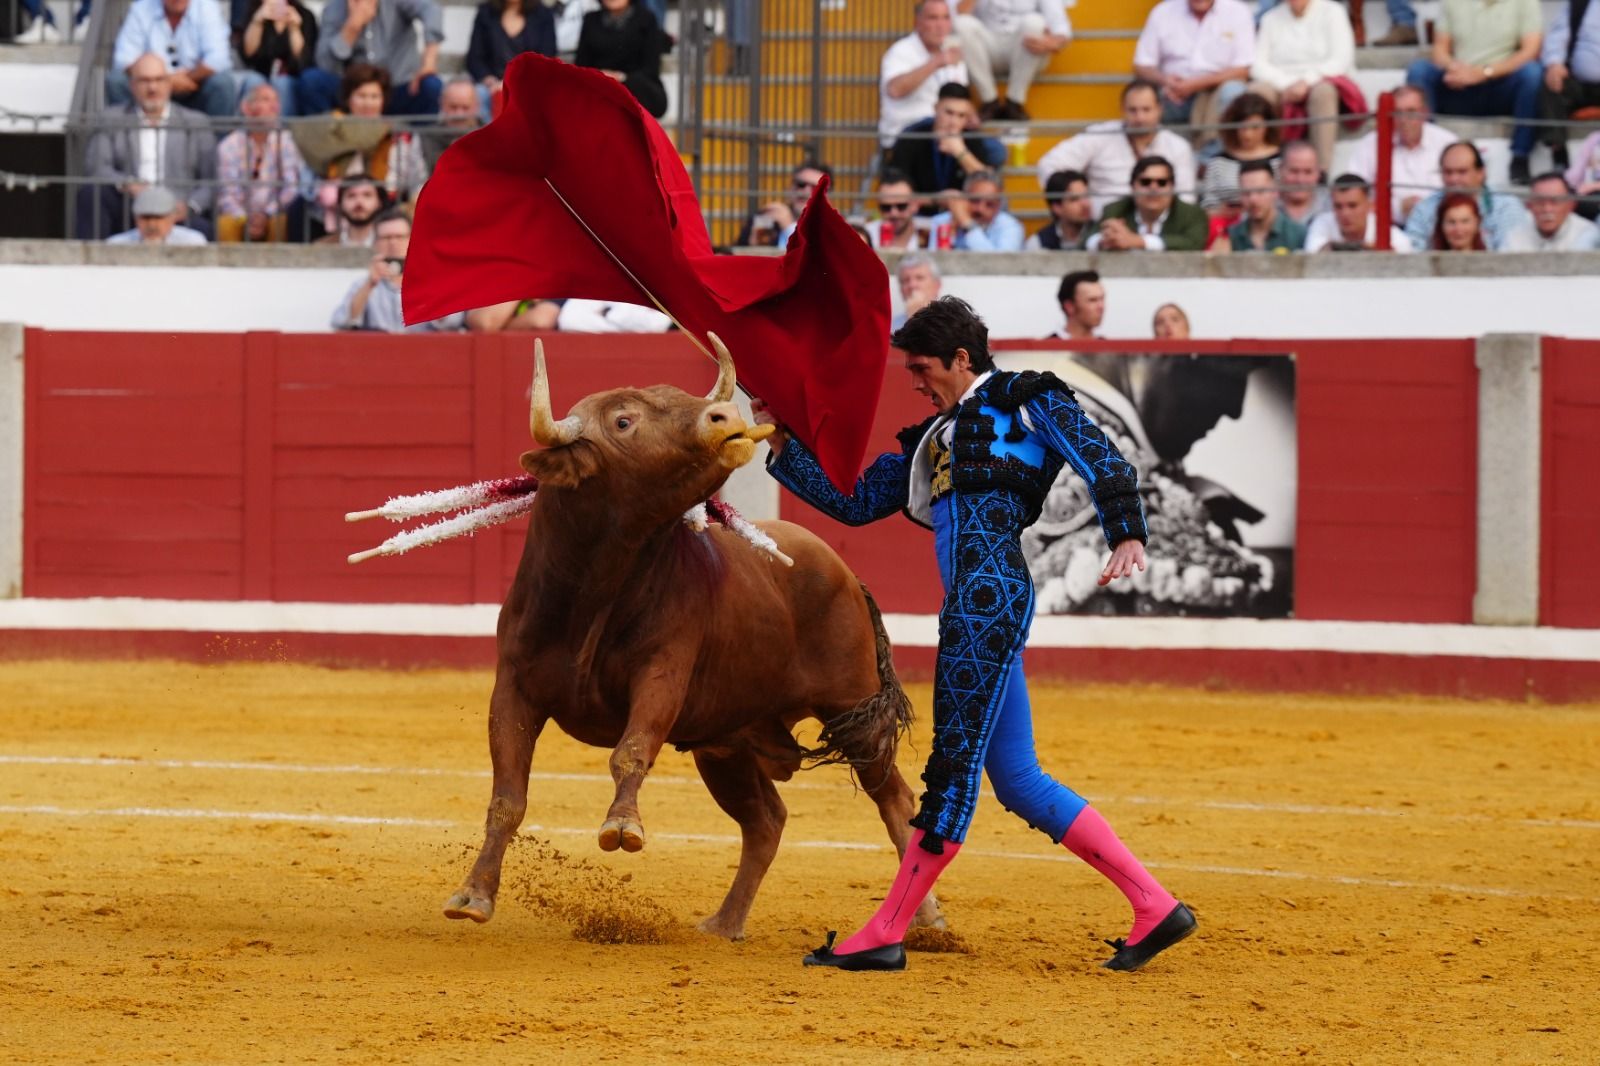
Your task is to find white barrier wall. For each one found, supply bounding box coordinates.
[3,262,1598,339]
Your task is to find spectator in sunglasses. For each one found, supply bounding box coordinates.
[927,169,1025,250]
[737,160,833,248]
[1089,154,1210,250]
[869,167,928,250]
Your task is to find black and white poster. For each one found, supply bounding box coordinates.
[997,351,1296,618]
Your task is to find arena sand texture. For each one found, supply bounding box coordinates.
[1,659,1596,1064]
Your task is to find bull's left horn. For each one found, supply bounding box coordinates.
[530,339,583,447]
[706,332,737,402]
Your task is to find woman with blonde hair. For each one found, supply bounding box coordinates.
[1152,302,1191,339]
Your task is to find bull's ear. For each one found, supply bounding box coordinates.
[519,446,595,489]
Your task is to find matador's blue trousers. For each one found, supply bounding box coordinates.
[919,491,1089,847]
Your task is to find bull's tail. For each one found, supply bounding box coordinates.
[801,583,914,788]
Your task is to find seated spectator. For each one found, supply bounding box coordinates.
[216,83,305,243]
[1502,172,1600,250]
[927,170,1025,250]
[422,78,483,170]
[109,0,248,119]
[1345,83,1455,222]
[879,0,968,150]
[237,0,318,115]
[1199,91,1281,212]
[1540,3,1600,170]
[1035,79,1197,214]
[891,253,942,330]
[80,54,217,240]
[575,0,668,119]
[333,209,464,331]
[1405,141,1530,249]
[1055,270,1104,340]
[315,176,388,245]
[1133,0,1255,153]
[1276,139,1325,224]
[107,186,209,245]
[557,299,672,332]
[467,0,557,118]
[312,64,430,236]
[737,160,831,249]
[953,0,1072,121]
[1432,192,1487,251]
[1405,0,1543,185]
[1247,0,1359,172]
[303,0,445,116]
[1026,168,1095,249]
[1214,159,1306,251]
[1304,174,1415,251]
[1152,301,1191,338]
[1088,155,1210,250]
[467,299,563,331]
[1566,130,1600,219]
[888,83,1005,215]
[868,168,928,250]
[1372,0,1418,46]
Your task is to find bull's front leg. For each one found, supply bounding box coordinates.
[444,669,546,923]
[598,648,692,853]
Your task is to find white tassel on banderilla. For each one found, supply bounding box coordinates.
[345,476,792,567]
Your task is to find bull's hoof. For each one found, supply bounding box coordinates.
[442,890,495,923]
[598,818,645,853]
[911,895,947,931]
[696,914,747,941]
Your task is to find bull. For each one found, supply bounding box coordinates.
[443,338,945,940]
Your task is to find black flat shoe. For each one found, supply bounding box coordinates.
[803,931,907,971]
[1101,902,1196,972]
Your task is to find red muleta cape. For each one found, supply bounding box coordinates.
[402,54,890,492]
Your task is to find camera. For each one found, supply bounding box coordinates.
[384,256,405,276]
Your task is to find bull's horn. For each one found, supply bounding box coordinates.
[530,339,583,447]
[706,332,737,402]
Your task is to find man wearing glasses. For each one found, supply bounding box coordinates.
[1502,172,1600,250]
[869,168,927,250]
[739,160,831,250]
[928,170,1025,251]
[1088,155,1210,251]
[108,0,247,118]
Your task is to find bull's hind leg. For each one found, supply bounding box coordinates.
[444,669,546,924]
[692,749,786,941]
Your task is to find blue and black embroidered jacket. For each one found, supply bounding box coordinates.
[768,369,1146,547]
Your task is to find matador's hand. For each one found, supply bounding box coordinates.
[1099,539,1147,586]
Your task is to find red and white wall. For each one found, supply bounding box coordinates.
[1,326,1597,700]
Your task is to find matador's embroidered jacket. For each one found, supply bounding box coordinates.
[768,369,1147,850]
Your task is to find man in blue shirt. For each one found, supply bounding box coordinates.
[927,170,1026,250]
[108,0,249,118]
[1540,0,1600,169]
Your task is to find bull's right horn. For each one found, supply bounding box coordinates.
[530,339,583,447]
[705,332,737,402]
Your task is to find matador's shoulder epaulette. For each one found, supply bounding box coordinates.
[986,369,1077,412]
[895,413,940,454]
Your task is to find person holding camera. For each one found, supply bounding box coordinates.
[332,209,464,331]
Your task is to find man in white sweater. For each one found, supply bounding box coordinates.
[1035,79,1197,214]
[1246,0,1356,172]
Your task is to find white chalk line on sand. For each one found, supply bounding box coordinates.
[0,801,1593,904]
[5,753,1598,832]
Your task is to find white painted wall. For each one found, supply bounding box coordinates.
[3,264,1598,339]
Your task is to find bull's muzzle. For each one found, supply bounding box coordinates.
[705,403,777,469]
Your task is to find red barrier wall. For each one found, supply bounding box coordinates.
[24,330,1480,624]
[1541,338,1600,628]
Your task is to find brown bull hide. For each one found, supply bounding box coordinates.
[442,347,944,942]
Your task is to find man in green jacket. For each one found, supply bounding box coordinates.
[1087,155,1209,251]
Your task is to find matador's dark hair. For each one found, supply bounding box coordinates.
[891,296,995,373]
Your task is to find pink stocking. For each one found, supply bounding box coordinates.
[834,829,959,954]
[1062,806,1178,945]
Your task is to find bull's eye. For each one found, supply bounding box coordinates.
[615,416,632,431]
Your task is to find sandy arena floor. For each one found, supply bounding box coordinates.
[1,659,1597,1064]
